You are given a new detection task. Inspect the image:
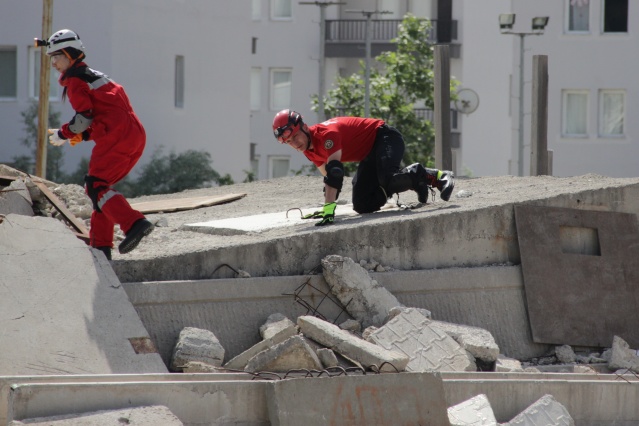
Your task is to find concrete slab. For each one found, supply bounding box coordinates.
[0,214,167,376]
[8,381,271,425]
[10,405,183,425]
[183,202,401,235]
[122,266,549,365]
[268,372,450,426]
[515,206,639,347]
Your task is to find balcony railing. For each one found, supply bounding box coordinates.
[325,19,457,44]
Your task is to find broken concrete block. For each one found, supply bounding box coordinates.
[260,313,295,340]
[0,186,34,216]
[245,334,322,373]
[387,305,432,321]
[297,315,409,372]
[8,179,32,204]
[339,319,361,333]
[224,324,298,370]
[10,405,184,425]
[447,393,497,426]
[503,394,574,425]
[555,345,576,364]
[181,361,221,373]
[608,335,639,373]
[321,254,401,328]
[317,348,339,368]
[431,320,499,362]
[170,327,225,372]
[368,308,476,372]
[495,355,523,372]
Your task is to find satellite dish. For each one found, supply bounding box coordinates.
[454,88,479,115]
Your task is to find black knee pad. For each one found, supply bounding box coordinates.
[84,175,109,212]
[323,160,344,191]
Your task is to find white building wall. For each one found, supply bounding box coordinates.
[1,1,249,183]
[454,0,513,177]
[249,0,325,180]
[513,0,638,177]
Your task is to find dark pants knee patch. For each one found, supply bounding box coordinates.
[85,175,109,212]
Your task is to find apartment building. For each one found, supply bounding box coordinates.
[1,0,635,182]
[0,1,251,183]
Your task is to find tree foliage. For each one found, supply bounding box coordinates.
[124,147,225,197]
[311,14,459,168]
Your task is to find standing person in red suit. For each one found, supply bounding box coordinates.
[272,109,455,226]
[37,29,153,260]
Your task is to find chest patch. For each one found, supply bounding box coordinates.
[324,139,334,150]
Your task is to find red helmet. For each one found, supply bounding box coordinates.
[273,109,303,143]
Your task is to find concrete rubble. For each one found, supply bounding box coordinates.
[2,165,639,424]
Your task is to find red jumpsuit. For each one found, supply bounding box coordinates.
[58,62,146,248]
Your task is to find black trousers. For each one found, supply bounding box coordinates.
[352,124,405,213]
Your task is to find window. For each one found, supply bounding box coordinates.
[562,90,589,136]
[271,0,292,20]
[175,55,185,108]
[270,68,291,110]
[269,156,290,178]
[29,47,60,100]
[250,67,261,110]
[567,0,589,32]
[0,47,17,99]
[252,0,262,20]
[599,90,624,136]
[603,0,628,33]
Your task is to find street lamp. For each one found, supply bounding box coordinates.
[346,9,391,118]
[499,13,549,176]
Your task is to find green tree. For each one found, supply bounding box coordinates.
[13,100,64,180]
[126,147,223,197]
[312,14,459,168]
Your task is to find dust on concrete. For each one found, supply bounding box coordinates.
[112,173,639,262]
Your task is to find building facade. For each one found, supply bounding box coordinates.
[1,0,635,183]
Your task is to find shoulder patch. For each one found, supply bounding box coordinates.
[324,139,334,150]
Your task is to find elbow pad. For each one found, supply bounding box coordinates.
[68,111,93,134]
[323,159,344,191]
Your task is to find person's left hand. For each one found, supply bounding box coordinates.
[315,202,336,226]
[48,129,68,146]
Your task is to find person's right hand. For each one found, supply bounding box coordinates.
[48,129,68,146]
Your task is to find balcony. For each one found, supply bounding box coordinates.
[325,19,460,58]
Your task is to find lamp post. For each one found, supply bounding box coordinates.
[300,1,345,122]
[346,9,391,117]
[499,14,549,176]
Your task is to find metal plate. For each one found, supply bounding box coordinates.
[515,205,639,347]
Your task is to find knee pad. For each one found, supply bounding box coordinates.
[84,175,109,212]
[323,160,344,191]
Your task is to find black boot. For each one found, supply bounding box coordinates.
[118,219,154,254]
[402,163,455,203]
[95,246,112,261]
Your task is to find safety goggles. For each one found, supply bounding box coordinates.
[274,125,294,143]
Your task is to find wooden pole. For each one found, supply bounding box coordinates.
[35,0,53,179]
[530,55,549,176]
[434,44,452,170]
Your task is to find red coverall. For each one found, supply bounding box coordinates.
[58,62,146,248]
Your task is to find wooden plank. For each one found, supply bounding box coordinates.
[34,181,91,243]
[130,193,246,214]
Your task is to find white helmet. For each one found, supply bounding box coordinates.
[46,29,85,56]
